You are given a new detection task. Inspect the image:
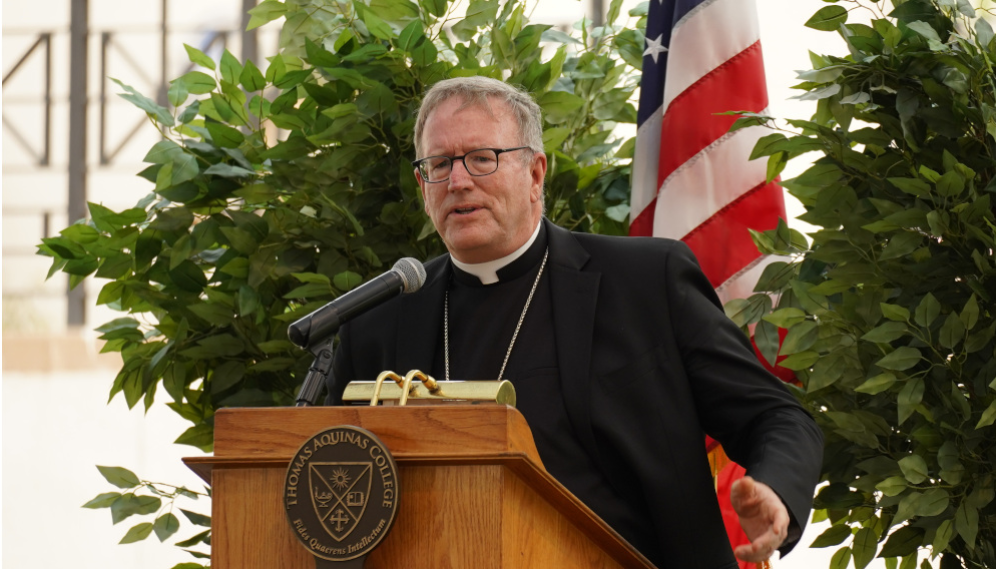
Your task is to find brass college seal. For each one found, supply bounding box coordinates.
[285,425,400,564]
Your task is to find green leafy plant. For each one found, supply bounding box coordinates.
[83,465,210,567]
[42,0,646,562]
[41,0,643,450]
[726,1,995,567]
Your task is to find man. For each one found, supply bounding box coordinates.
[325,76,823,569]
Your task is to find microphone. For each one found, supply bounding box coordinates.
[287,257,427,350]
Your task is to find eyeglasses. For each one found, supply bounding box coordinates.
[411,147,532,183]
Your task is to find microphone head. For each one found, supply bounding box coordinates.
[392,257,426,293]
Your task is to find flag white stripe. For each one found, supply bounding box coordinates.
[652,123,769,240]
[663,0,760,114]
[715,254,786,306]
[631,107,664,222]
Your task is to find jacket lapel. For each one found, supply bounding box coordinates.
[395,255,449,375]
[545,220,601,457]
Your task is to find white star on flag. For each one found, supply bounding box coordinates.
[643,34,668,64]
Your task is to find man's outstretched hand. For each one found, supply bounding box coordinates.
[730,476,789,563]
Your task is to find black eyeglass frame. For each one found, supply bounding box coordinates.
[411,146,533,183]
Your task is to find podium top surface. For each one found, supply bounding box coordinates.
[211,404,543,465]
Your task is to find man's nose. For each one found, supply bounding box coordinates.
[447,158,473,189]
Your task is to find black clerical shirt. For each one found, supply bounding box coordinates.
[432,224,662,562]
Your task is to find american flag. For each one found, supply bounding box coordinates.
[630,0,785,305]
[630,1,787,567]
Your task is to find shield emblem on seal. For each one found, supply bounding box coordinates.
[309,462,373,542]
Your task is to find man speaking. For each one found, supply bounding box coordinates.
[325,76,823,569]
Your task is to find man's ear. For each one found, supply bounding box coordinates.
[415,169,429,214]
[529,152,548,203]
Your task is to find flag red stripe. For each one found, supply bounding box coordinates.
[681,180,784,287]
[656,41,769,189]
[629,197,656,237]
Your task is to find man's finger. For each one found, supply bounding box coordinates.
[734,527,780,562]
[730,476,760,514]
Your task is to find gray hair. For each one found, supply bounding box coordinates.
[413,76,544,158]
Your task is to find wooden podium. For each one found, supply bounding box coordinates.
[185,405,655,569]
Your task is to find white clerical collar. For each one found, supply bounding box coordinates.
[451,221,542,285]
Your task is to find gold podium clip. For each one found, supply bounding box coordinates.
[345,370,516,407]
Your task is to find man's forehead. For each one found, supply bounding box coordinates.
[422,96,514,148]
[431,94,510,121]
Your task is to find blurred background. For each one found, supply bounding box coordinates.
[3,0,865,566]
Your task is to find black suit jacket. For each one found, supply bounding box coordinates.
[327,219,823,569]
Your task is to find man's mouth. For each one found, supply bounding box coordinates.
[452,206,479,215]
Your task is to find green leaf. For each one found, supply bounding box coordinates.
[914,294,940,327]
[168,81,189,106]
[880,232,922,260]
[954,502,978,547]
[198,334,244,357]
[175,529,211,547]
[855,372,897,395]
[879,526,923,558]
[183,44,216,70]
[111,78,174,126]
[175,424,214,452]
[135,495,162,515]
[247,0,287,30]
[239,59,266,92]
[881,303,910,322]
[762,308,807,329]
[220,50,243,86]
[975,17,994,48]
[180,509,212,527]
[144,139,184,165]
[97,465,141,489]
[204,163,255,178]
[876,347,921,372]
[173,71,216,95]
[915,488,949,517]
[353,1,395,40]
[754,319,780,366]
[210,361,246,393]
[120,522,154,544]
[898,454,928,484]
[111,494,140,524]
[220,226,258,254]
[853,527,877,569]
[934,519,954,554]
[887,177,930,197]
[333,271,364,292]
[875,476,907,497]
[169,260,207,292]
[898,377,925,424]
[82,491,122,509]
[935,170,965,197]
[805,6,848,31]
[861,322,907,343]
[154,513,181,542]
[976,400,996,429]
[907,20,941,43]
[780,321,819,356]
[830,547,852,569]
[938,312,965,349]
[959,294,979,331]
[538,91,585,125]
[811,524,852,548]
[778,351,819,371]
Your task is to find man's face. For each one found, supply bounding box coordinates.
[416,97,547,264]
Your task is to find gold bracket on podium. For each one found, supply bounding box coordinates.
[341,369,517,407]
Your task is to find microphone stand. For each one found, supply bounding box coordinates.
[295,337,334,407]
